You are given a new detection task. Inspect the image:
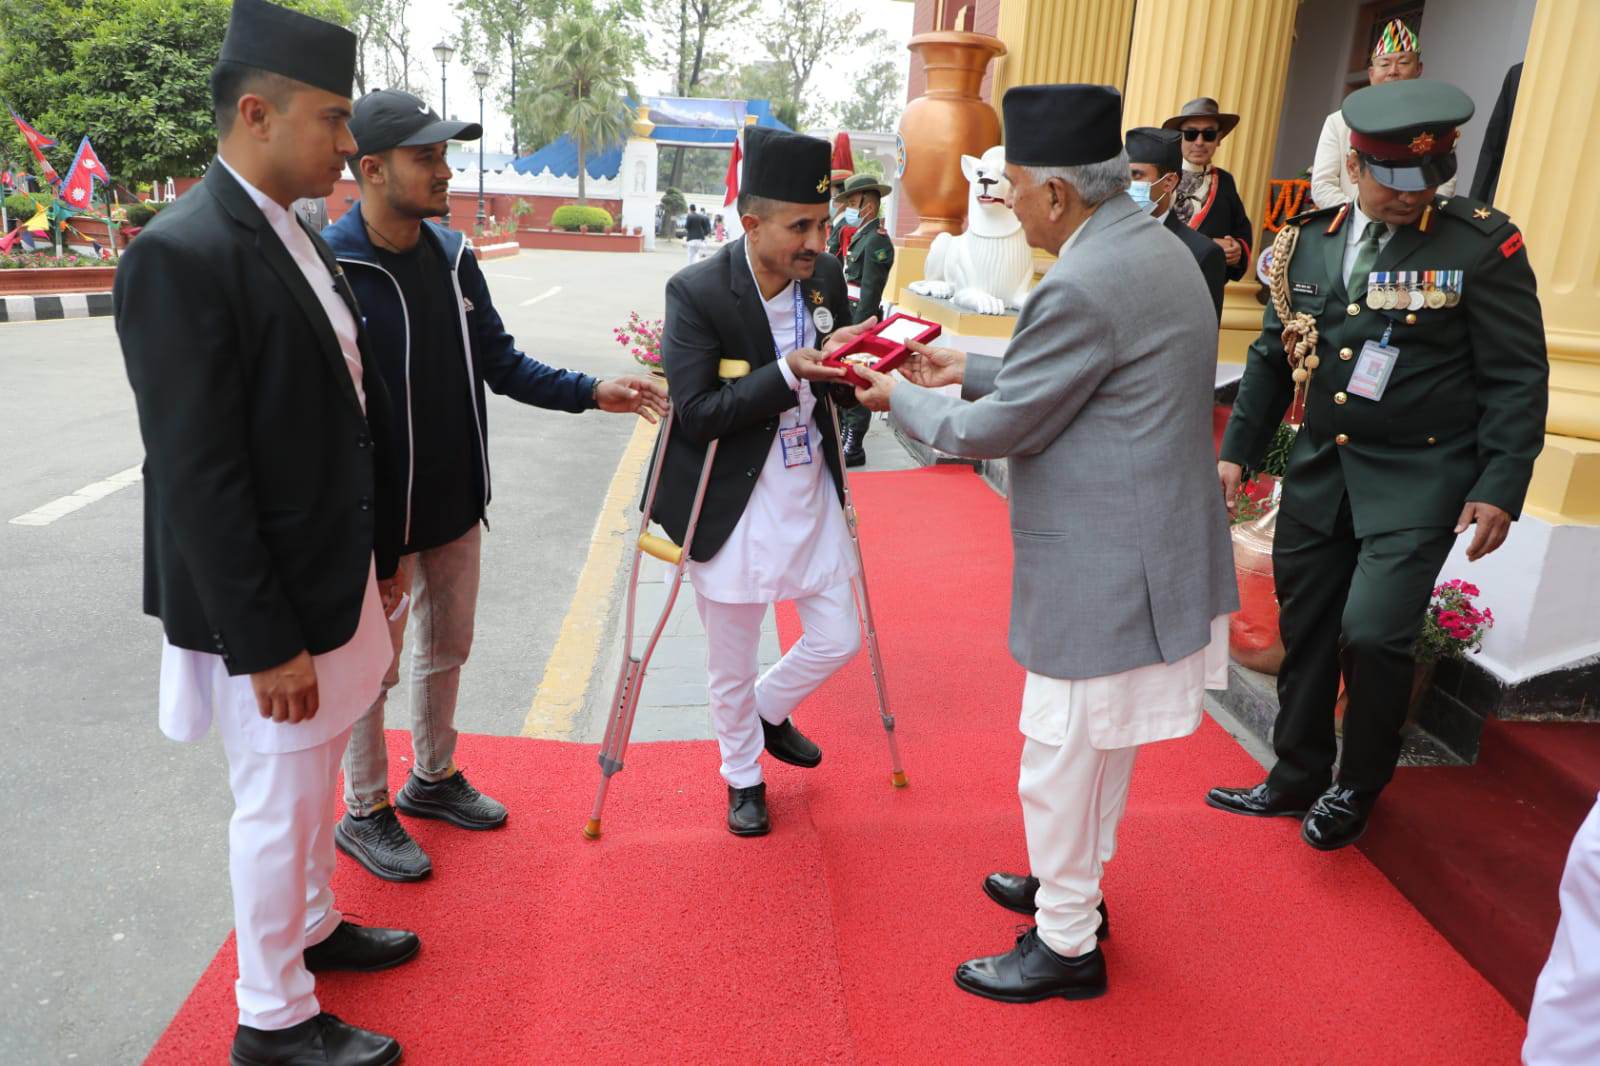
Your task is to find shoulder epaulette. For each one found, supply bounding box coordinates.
[1436,195,1511,233]
[1284,203,1341,227]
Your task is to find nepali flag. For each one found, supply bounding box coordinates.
[8,106,59,184]
[723,132,742,207]
[59,136,109,212]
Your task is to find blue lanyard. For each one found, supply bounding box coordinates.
[779,282,807,427]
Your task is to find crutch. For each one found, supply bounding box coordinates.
[583,358,750,840]
[826,396,908,790]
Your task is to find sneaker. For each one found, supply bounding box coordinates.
[334,807,432,882]
[395,769,508,830]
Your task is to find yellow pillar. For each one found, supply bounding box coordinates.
[1121,0,1300,366]
[1495,0,1600,521]
[991,0,1137,101]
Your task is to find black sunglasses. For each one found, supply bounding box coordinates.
[1182,127,1219,142]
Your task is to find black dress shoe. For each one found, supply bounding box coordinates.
[396,769,508,830]
[231,1012,400,1066]
[842,427,866,468]
[761,717,822,768]
[1204,781,1315,818]
[981,873,1109,939]
[727,783,770,836]
[303,921,420,973]
[1301,785,1378,851]
[954,927,1107,1003]
[335,808,431,882]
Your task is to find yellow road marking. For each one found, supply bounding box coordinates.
[521,416,658,737]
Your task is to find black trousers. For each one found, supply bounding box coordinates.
[840,402,871,443]
[1265,498,1455,798]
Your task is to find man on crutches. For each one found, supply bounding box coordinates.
[649,127,866,836]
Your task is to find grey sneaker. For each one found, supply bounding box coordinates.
[334,807,432,882]
[396,770,508,830]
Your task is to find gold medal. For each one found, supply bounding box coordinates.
[1366,287,1384,310]
[1425,286,1446,310]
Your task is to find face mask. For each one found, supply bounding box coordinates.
[1128,180,1155,212]
[842,207,862,227]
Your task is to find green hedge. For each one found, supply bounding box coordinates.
[4,191,52,218]
[123,201,168,227]
[550,204,614,232]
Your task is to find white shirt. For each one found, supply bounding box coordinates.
[1311,109,1456,211]
[1341,200,1396,289]
[685,251,858,604]
[156,157,392,754]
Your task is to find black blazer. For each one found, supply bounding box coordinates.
[1184,165,1254,281]
[1165,208,1227,318]
[650,238,854,562]
[113,162,400,676]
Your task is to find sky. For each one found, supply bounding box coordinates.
[401,0,915,154]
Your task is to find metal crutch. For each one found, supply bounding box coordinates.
[827,396,909,789]
[583,358,751,840]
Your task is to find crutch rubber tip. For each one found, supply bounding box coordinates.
[582,819,603,840]
[891,771,909,788]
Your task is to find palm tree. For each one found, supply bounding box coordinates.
[521,12,638,204]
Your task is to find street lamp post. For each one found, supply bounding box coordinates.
[474,66,490,231]
[432,40,456,118]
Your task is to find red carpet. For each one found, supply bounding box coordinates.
[147,467,1525,1064]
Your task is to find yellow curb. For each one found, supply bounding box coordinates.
[521,416,657,737]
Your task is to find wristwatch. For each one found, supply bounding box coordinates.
[590,377,602,408]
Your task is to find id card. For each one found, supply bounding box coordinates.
[1346,340,1399,402]
[780,425,813,467]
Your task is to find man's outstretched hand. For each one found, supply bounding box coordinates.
[785,347,849,382]
[901,339,966,388]
[822,317,877,354]
[596,375,670,423]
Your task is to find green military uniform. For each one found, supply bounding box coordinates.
[1219,81,1547,817]
[837,174,895,457]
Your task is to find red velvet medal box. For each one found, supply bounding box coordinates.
[823,312,942,389]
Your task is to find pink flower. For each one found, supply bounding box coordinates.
[1437,610,1465,629]
[1460,582,1480,598]
[1482,608,1494,625]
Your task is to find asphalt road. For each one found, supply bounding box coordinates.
[0,242,922,1063]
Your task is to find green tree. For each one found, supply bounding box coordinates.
[830,31,905,134]
[757,0,861,129]
[0,0,349,184]
[646,0,757,189]
[455,0,565,155]
[701,59,796,127]
[350,0,426,98]
[519,9,638,203]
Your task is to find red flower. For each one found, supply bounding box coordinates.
[1436,610,1465,629]
[1459,582,1481,598]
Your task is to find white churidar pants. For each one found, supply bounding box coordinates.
[1018,696,1137,960]
[694,580,860,788]
[224,725,351,1030]
[1524,793,1600,1066]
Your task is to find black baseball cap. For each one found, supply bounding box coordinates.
[349,89,482,157]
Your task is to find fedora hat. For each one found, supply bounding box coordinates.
[840,173,892,199]
[1161,97,1240,139]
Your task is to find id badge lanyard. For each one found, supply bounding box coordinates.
[777,282,814,467]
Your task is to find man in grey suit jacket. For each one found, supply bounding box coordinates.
[850,84,1238,1003]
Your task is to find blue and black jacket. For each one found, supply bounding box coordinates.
[324,204,597,542]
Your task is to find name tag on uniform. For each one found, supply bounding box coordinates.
[780,425,813,467]
[1346,340,1399,402]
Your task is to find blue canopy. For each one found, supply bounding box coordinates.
[511,98,793,179]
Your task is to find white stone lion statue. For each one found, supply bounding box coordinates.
[908,145,1034,315]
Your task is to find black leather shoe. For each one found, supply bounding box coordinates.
[761,717,822,768]
[727,783,770,836]
[231,1012,400,1066]
[396,769,508,830]
[335,808,431,882]
[981,873,1109,940]
[303,921,420,973]
[1301,785,1378,851]
[954,927,1107,1003]
[1204,781,1314,818]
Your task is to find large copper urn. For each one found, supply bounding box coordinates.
[897,31,1006,242]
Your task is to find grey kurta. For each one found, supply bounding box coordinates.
[891,194,1238,680]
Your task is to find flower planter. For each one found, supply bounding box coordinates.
[0,265,118,295]
[513,230,644,253]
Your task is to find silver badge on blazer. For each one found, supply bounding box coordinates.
[812,306,834,334]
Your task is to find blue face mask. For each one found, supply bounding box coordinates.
[1128,180,1155,211]
[842,207,862,227]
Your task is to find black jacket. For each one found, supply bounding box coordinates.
[650,238,854,562]
[1165,208,1227,318]
[1182,165,1254,281]
[114,162,401,676]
